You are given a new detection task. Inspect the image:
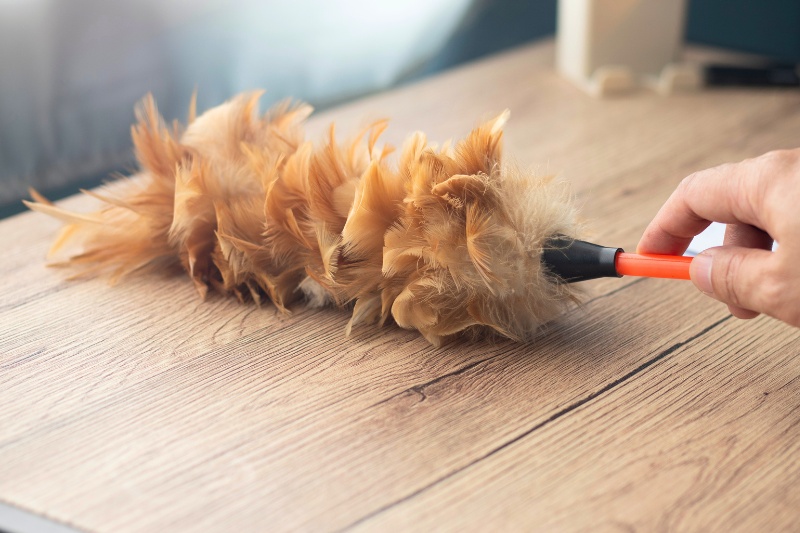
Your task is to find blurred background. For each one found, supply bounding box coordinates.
[1,0,798,218]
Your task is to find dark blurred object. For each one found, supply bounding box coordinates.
[704,64,800,87]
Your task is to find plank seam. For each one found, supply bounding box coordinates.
[366,278,648,410]
[340,313,733,531]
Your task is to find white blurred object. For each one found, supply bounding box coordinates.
[686,222,726,256]
[556,0,698,96]
[687,222,778,256]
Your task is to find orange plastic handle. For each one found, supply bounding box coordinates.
[615,252,692,280]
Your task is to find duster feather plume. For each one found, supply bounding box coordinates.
[27,92,582,346]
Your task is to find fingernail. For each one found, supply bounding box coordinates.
[691,253,714,295]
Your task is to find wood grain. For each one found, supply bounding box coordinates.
[357,315,800,533]
[1,39,799,532]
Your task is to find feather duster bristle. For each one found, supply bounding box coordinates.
[29,93,583,345]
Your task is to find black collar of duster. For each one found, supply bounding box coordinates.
[542,236,622,283]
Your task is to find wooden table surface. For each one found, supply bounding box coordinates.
[2,40,800,532]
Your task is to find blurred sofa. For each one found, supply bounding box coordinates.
[1,0,479,216]
[1,0,797,218]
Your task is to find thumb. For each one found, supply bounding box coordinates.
[690,246,775,318]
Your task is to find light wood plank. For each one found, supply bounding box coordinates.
[0,280,729,532]
[356,315,800,532]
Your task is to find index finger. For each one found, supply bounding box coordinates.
[637,159,767,255]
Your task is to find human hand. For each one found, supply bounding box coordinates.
[637,149,800,327]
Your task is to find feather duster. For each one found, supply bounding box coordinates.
[27,92,582,346]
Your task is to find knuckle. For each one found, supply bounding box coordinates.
[717,253,745,308]
[778,279,800,328]
[759,149,799,184]
[677,173,699,196]
[675,172,702,198]
[762,260,800,327]
[779,294,800,327]
[760,149,783,162]
[784,307,800,328]
[760,271,783,306]
[760,149,794,167]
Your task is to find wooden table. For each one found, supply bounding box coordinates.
[2,39,799,532]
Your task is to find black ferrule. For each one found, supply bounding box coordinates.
[542,236,622,283]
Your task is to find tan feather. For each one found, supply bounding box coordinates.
[30,94,582,345]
